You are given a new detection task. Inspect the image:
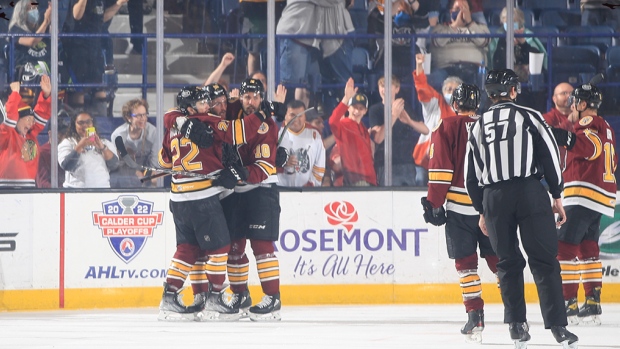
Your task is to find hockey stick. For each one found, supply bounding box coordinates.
[0,98,6,121]
[140,171,169,183]
[114,136,219,180]
[277,107,315,145]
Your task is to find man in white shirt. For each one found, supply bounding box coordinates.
[277,100,326,187]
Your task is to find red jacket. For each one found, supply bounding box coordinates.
[0,91,51,187]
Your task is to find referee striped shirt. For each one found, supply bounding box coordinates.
[465,101,563,213]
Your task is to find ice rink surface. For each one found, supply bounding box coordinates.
[0,303,619,349]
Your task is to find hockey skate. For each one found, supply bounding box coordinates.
[157,282,195,322]
[509,322,531,349]
[565,298,579,325]
[230,289,252,319]
[577,287,602,326]
[187,292,207,313]
[461,309,484,344]
[249,292,281,322]
[194,285,240,322]
[551,326,579,349]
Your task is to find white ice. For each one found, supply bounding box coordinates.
[0,304,619,348]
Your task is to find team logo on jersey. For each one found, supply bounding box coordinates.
[324,201,358,233]
[217,120,229,131]
[92,195,164,263]
[579,116,593,126]
[257,122,269,134]
[21,139,37,161]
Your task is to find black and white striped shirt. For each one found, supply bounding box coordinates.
[465,101,563,213]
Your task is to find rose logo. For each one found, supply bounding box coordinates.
[324,201,358,232]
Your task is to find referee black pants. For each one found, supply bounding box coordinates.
[482,177,567,328]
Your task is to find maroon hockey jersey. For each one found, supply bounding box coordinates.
[563,114,617,217]
[427,114,478,215]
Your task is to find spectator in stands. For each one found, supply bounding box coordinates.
[369,74,428,186]
[581,0,620,30]
[487,7,546,82]
[204,52,235,89]
[412,53,458,186]
[329,77,377,186]
[110,98,158,188]
[469,0,486,25]
[411,0,441,30]
[62,0,127,112]
[306,108,335,186]
[240,0,286,76]
[7,0,52,79]
[36,114,71,188]
[58,111,119,188]
[428,0,489,91]
[277,100,326,187]
[0,76,52,188]
[277,0,354,108]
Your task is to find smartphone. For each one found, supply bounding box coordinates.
[86,126,96,137]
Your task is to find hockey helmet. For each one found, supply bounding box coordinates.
[484,69,521,98]
[570,83,602,110]
[177,85,210,115]
[203,83,229,101]
[240,78,265,99]
[451,83,480,111]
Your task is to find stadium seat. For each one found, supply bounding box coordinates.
[529,26,560,48]
[522,0,568,10]
[551,45,600,85]
[563,26,615,54]
[482,0,509,11]
[539,9,581,30]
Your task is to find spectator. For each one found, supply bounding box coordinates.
[62,0,128,112]
[7,0,52,80]
[204,52,235,88]
[367,0,419,79]
[487,7,546,82]
[412,53,458,186]
[328,77,377,186]
[428,0,489,91]
[468,0,486,25]
[410,0,441,49]
[369,74,428,186]
[277,100,326,187]
[0,76,52,187]
[58,111,119,188]
[240,0,286,76]
[306,108,336,186]
[277,0,354,107]
[36,114,71,188]
[110,98,159,188]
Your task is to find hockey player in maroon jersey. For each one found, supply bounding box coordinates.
[157,86,270,322]
[556,84,617,326]
[421,83,499,343]
[221,78,284,321]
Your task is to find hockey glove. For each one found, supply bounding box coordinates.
[421,196,447,226]
[180,119,214,149]
[276,146,289,168]
[551,127,576,150]
[261,101,287,122]
[213,163,249,189]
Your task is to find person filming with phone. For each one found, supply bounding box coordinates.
[57,111,119,188]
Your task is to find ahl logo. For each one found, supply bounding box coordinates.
[92,195,164,263]
[324,201,358,232]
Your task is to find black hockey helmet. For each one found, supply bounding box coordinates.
[203,83,228,101]
[177,85,210,115]
[484,69,521,98]
[570,83,602,110]
[240,78,265,99]
[451,83,480,111]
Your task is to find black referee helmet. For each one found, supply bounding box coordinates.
[484,69,521,98]
[451,83,480,112]
[177,85,210,115]
[203,83,228,101]
[570,83,602,110]
[240,78,265,99]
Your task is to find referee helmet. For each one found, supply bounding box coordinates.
[177,86,210,115]
[570,83,602,110]
[451,83,480,112]
[484,69,521,98]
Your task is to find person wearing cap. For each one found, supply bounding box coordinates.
[0,76,51,187]
[328,77,377,186]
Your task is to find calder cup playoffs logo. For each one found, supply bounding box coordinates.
[92,195,164,263]
[324,201,358,232]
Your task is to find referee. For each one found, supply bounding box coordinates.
[464,69,579,348]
